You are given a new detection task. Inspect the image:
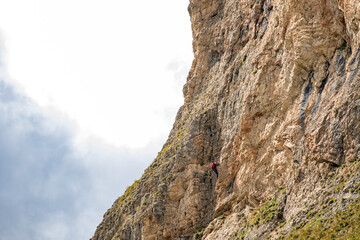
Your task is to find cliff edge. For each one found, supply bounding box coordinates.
[92,0,360,239]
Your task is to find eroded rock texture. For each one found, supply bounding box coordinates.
[92,0,360,239]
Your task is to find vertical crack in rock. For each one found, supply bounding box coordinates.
[209,51,221,70]
[300,72,313,130]
[349,47,360,82]
[311,61,330,116]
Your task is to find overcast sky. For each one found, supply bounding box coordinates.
[0,1,192,239]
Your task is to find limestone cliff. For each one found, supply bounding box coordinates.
[92,0,360,239]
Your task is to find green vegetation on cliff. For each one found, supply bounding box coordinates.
[288,199,360,240]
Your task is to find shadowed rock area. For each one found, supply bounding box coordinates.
[92,0,360,239]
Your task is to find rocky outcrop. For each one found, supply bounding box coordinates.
[92,0,360,239]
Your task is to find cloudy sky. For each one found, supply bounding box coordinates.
[0,1,192,239]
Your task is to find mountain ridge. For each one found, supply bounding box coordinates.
[92,0,360,239]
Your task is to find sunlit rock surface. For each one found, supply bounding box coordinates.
[92,0,360,239]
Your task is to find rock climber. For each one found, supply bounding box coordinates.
[211,162,220,178]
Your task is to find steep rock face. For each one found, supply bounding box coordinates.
[92,0,360,239]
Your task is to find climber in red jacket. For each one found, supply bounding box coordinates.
[212,162,219,178]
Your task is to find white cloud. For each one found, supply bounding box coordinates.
[0,77,159,240]
[0,1,193,239]
[0,0,192,149]
[35,213,69,240]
